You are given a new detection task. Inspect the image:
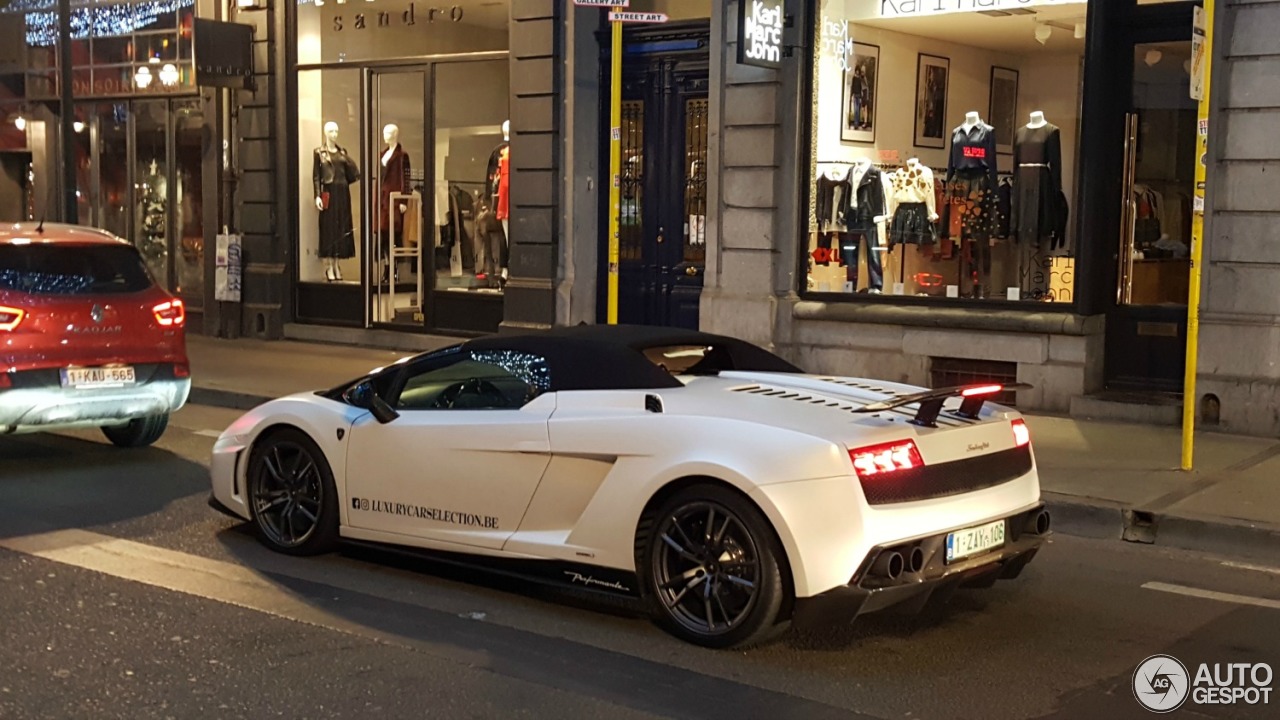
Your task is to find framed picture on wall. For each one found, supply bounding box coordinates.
[989,66,1019,155]
[913,53,949,149]
[842,41,879,144]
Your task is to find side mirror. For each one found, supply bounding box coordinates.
[342,380,400,424]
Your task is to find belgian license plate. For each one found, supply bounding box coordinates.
[61,366,136,388]
[945,519,1007,563]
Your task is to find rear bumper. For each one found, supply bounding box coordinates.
[0,373,190,434]
[791,504,1049,629]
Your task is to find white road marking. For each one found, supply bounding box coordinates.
[1220,560,1280,577]
[0,529,488,663]
[1142,581,1280,611]
[195,429,223,439]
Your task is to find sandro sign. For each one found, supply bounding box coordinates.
[332,3,463,32]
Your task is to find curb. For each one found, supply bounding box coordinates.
[1044,491,1280,563]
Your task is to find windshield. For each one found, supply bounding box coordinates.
[0,244,154,295]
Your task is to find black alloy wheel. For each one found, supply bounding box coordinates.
[247,429,339,556]
[643,485,788,648]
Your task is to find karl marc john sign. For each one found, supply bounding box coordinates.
[737,0,784,69]
[330,3,463,32]
[877,0,1085,18]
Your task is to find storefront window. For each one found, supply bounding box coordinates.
[807,0,1086,302]
[297,67,362,286]
[295,0,511,332]
[432,59,509,295]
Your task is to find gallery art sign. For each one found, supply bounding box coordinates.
[875,0,1085,19]
[738,0,785,69]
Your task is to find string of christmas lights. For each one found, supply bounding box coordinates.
[5,0,195,47]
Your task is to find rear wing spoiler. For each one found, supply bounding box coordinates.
[853,383,1032,428]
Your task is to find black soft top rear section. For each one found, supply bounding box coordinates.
[461,324,803,392]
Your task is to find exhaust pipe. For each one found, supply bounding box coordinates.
[1024,510,1051,536]
[907,546,925,574]
[871,551,904,580]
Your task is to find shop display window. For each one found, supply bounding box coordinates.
[8,0,198,99]
[297,67,363,286]
[295,1,512,331]
[806,0,1093,303]
[432,59,510,296]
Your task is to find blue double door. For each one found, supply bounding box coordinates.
[599,24,709,330]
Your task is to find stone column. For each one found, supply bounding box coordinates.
[502,0,565,333]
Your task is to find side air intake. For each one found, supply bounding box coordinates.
[645,394,664,413]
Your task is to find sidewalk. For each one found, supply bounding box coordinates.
[186,335,1280,562]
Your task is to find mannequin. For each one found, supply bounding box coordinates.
[1012,111,1065,298]
[313,121,359,281]
[945,111,999,297]
[842,156,886,292]
[378,123,411,249]
[483,120,511,283]
[888,157,938,265]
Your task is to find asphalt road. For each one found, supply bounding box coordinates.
[1,405,1278,720]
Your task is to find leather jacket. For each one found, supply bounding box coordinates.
[313,145,360,198]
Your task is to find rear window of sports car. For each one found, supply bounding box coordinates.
[0,244,153,295]
[643,344,767,375]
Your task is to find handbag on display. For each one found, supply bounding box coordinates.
[320,191,330,210]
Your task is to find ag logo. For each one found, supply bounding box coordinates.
[1134,654,1190,713]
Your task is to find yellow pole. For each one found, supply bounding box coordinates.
[606,10,623,324]
[1182,0,1213,471]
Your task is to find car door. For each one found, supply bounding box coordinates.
[344,348,553,550]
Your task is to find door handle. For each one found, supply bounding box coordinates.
[656,225,665,244]
[684,266,699,277]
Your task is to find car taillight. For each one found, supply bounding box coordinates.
[153,299,185,327]
[1012,418,1031,448]
[849,439,925,479]
[0,305,24,331]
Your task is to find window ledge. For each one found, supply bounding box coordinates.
[792,300,1102,336]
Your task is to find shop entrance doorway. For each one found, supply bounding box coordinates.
[72,99,207,313]
[600,22,709,330]
[366,67,429,328]
[1105,28,1196,391]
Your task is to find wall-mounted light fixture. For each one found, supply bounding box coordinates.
[160,63,180,87]
[135,66,153,89]
[14,115,26,132]
[1034,23,1052,45]
[73,121,85,133]
[1145,49,1163,67]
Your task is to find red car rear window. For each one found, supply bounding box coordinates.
[0,244,154,295]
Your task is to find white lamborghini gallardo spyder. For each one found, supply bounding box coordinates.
[209,325,1050,648]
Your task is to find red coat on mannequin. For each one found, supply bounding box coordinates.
[378,143,411,239]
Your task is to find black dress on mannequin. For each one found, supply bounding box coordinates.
[1011,123,1064,248]
[313,146,360,258]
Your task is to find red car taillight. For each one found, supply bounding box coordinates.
[1012,418,1031,448]
[0,305,24,331]
[153,299,185,327]
[849,439,925,480]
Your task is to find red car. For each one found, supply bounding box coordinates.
[0,222,190,447]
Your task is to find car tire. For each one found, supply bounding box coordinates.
[101,413,169,448]
[246,428,339,556]
[639,483,790,649]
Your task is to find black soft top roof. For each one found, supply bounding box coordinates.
[459,324,803,392]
